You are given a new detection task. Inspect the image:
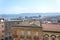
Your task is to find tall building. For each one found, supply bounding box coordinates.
[0,18,5,40]
[4,19,23,40]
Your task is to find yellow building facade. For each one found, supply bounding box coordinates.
[11,20,43,40]
[42,24,60,40]
[43,31,60,40]
[12,27,42,40]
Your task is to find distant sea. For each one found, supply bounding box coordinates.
[0,13,60,18]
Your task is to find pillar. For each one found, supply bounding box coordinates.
[24,30,27,40]
[31,30,34,40]
[38,30,42,40]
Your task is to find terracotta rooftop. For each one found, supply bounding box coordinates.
[42,23,60,32]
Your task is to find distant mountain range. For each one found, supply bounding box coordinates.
[0,13,60,18]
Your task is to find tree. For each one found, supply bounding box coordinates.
[38,15,41,19]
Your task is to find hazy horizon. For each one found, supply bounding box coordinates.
[0,13,60,18]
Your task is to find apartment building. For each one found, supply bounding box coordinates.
[0,18,5,40]
[4,19,23,40]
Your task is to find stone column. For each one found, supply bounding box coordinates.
[17,30,20,40]
[56,36,59,40]
[31,30,34,40]
[38,30,42,40]
[12,30,15,40]
[24,30,27,40]
[49,36,51,40]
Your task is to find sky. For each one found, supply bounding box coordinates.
[0,0,60,14]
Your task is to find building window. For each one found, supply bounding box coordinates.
[2,35,4,37]
[9,36,12,40]
[27,31,31,39]
[58,36,60,40]
[17,22,20,24]
[51,37,55,40]
[34,32,39,40]
[2,30,4,33]
[43,37,48,40]
[20,30,24,38]
[43,34,49,40]
[9,32,11,35]
[51,35,56,40]
[5,37,8,40]
[1,39,3,40]
[2,25,3,28]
